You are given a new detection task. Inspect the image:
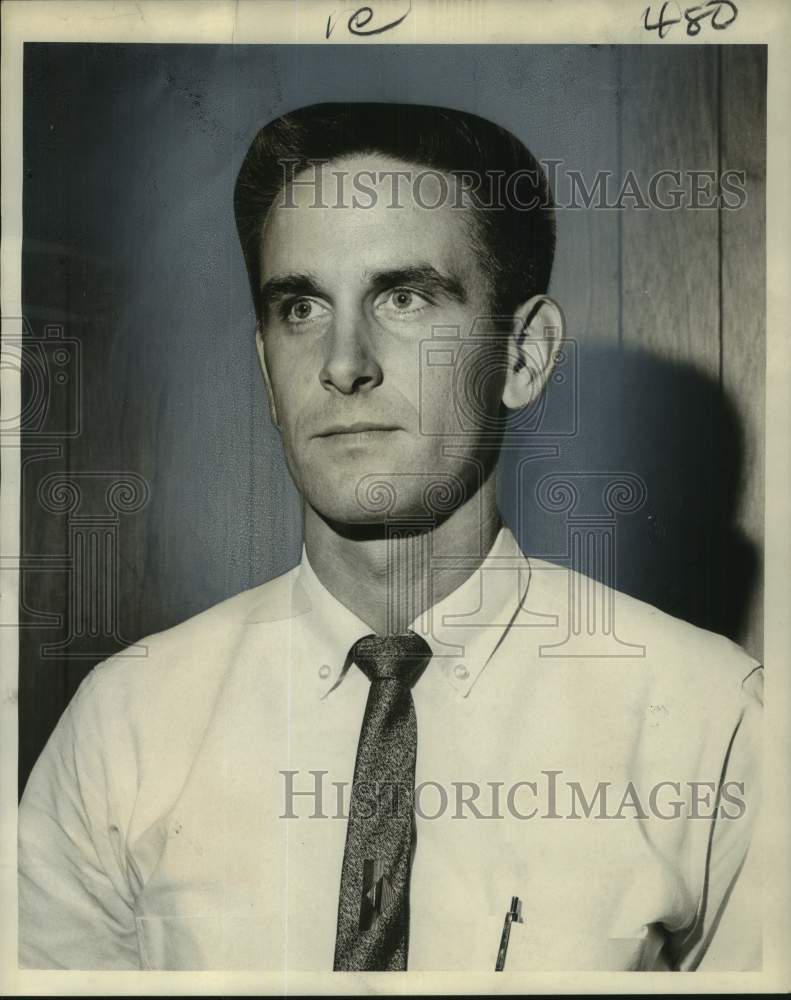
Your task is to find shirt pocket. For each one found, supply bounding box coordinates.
[500,914,660,971]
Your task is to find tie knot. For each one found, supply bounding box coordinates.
[351,630,433,688]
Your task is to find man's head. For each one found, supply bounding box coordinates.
[234,102,563,526]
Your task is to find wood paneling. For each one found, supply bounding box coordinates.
[621,46,721,369]
[614,46,764,655]
[720,46,766,661]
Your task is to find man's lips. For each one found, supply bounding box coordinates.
[314,422,402,437]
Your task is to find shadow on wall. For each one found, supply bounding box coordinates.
[498,342,761,652]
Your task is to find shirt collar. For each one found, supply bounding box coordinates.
[290,525,532,699]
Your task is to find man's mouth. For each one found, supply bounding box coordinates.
[315,422,402,437]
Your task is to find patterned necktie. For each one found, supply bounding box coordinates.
[333,630,433,971]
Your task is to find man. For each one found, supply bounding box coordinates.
[18,103,762,971]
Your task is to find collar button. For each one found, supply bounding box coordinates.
[453,663,469,680]
[318,664,331,680]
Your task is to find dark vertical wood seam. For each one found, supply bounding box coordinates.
[717,47,724,394]
[716,46,726,636]
[616,44,624,351]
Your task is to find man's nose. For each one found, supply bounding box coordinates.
[319,318,383,395]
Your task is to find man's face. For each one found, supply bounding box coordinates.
[257,153,508,524]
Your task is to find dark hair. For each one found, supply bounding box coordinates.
[233,102,555,320]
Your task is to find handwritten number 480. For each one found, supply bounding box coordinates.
[643,0,738,38]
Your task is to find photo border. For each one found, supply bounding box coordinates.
[2,1,789,994]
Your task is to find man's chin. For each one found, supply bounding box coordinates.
[307,496,429,527]
[299,457,481,522]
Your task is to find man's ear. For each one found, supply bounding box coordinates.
[255,324,281,429]
[502,295,565,410]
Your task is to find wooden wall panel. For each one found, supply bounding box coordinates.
[541,47,622,348]
[720,47,766,661]
[615,46,764,656]
[620,46,721,370]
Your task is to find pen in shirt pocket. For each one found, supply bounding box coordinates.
[495,895,522,971]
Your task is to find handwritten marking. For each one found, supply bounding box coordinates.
[643,0,737,38]
[326,1,411,39]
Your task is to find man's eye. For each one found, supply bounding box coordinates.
[376,288,431,318]
[282,298,330,324]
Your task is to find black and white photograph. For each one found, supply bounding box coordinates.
[1,0,789,992]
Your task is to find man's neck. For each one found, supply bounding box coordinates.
[303,476,503,635]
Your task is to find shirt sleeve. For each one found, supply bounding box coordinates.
[18,669,141,969]
[672,664,763,971]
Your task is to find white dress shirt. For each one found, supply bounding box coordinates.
[18,525,762,971]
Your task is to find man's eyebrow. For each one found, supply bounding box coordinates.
[259,273,326,314]
[367,265,468,304]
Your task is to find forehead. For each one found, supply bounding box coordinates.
[259,153,482,283]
